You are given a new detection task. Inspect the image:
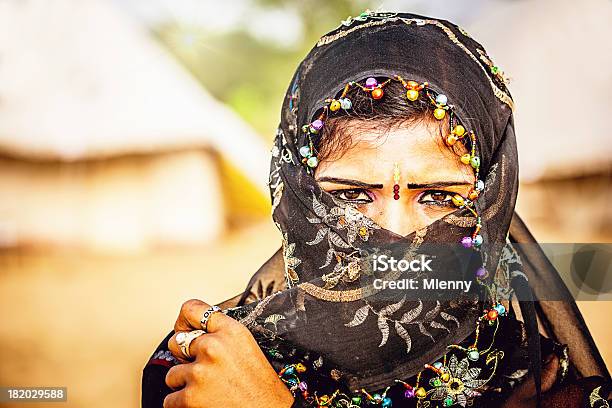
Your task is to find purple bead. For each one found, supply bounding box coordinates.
[461,236,473,248]
[365,77,378,88]
[298,381,308,392]
[404,389,415,398]
[475,267,488,279]
[311,119,324,131]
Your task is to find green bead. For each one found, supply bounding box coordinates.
[444,396,454,406]
[470,156,480,168]
[432,377,442,387]
[352,396,362,405]
[491,66,499,74]
[307,156,318,168]
[468,350,480,361]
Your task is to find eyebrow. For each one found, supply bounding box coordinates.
[407,181,472,189]
[316,177,384,189]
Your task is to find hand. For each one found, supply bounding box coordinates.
[164,299,294,408]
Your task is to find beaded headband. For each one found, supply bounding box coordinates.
[298,75,488,280]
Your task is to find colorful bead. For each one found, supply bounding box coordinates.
[452,125,465,137]
[468,349,480,361]
[470,156,481,168]
[382,397,392,408]
[494,304,506,315]
[365,77,378,88]
[371,88,384,99]
[451,194,464,207]
[415,387,427,399]
[299,381,308,391]
[444,396,454,406]
[404,389,415,398]
[299,146,311,158]
[406,89,419,101]
[340,98,352,110]
[476,180,485,191]
[352,396,362,405]
[461,236,473,248]
[472,234,483,246]
[441,373,451,382]
[468,190,479,200]
[475,267,488,279]
[435,94,448,105]
[311,119,324,132]
[460,154,471,165]
[295,363,306,373]
[406,80,419,89]
[432,377,442,387]
[329,100,341,112]
[433,108,446,120]
[487,309,499,321]
[446,135,458,146]
[433,362,443,369]
[307,156,319,168]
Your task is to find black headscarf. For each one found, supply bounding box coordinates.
[226,12,520,390]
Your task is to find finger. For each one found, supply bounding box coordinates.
[163,390,187,408]
[540,354,559,392]
[167,332,191,363]
[165,363,190,390]
[175,299,211,332]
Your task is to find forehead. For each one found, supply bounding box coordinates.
[316,121,472,181]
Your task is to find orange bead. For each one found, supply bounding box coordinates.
[468,190,479,200]
[487,309,499,321]
[446,135,458,146]
[371,88,384,99]
[406,80,419,90]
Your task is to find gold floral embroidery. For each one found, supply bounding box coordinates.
[282,232,302,287]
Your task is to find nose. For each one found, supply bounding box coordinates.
[374,199,421,236]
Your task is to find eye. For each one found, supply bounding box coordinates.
[419,190,455,207]
[329,189,373,204]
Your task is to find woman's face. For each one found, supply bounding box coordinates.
[316,120,475,236]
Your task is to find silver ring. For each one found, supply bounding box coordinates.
[200,305,221,332]
[175,329,206,359]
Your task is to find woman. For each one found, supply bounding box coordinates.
[142,12,610,408]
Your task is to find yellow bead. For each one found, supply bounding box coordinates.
[441,373,451,382]
[446,135,458,146]
[330,100,341,112]
[468,190,479,200]
[295,363,306,373]
[460,154,471,165]
[453,125,465,137]
[406,89,419,101]
[434,108,446,120]
[415,387,427,399]
[451,194,465,207]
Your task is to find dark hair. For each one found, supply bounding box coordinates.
[317,79,463,162]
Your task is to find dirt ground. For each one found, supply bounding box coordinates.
[0,220,610,408]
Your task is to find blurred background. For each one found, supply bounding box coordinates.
[0,0,610,406]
